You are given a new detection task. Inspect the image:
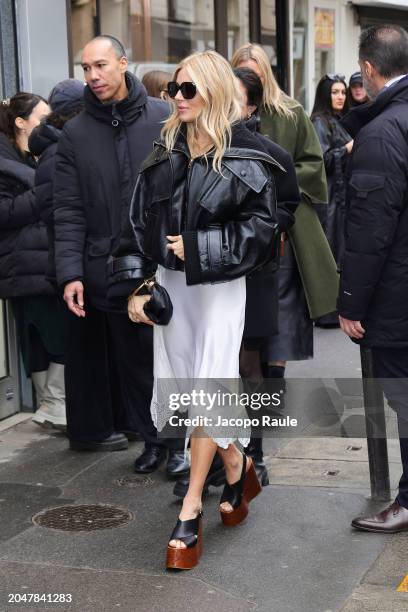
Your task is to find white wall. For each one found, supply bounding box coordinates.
[338,0,361,81]
[14,0,70,97]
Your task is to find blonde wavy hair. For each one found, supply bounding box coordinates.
[162,50,243,173]
[231,43,293,118]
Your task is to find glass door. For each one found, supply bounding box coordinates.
[0,301,20,420]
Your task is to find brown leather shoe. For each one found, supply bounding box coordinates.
[351,501,408,533]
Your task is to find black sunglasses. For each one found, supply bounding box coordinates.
[325,73,346,82]
[167,81,197,100]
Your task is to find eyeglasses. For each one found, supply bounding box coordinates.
[325,73,346,82]
[167,81,197,100]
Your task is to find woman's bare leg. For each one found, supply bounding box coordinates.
[169,428,217,549]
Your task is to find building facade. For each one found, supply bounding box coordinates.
[1,0,408,419]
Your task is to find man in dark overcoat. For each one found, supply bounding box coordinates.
[339,24,408,532]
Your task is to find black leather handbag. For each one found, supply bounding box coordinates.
[128,275,173,325]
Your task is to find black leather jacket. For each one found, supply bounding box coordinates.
[108,122,284,289]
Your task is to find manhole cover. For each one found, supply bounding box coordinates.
[115,475,155,488]
[32,505,133,531]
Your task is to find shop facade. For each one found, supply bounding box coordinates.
[9,1,408,115]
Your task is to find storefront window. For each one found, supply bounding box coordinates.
[227,0,249,59]
[314,7,335,85]
[70,0,98,73]
[260,0,277,73]
[99,0,215,78]
[293,0,308,108]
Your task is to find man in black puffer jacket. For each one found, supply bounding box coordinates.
[53,36,188,476]
[338,25,408,533]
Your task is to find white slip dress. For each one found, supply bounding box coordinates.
[150,265,250,450]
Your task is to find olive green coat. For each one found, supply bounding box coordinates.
[261,99,339,319]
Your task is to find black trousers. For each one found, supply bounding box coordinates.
[65,305,182,450]
[372,347,408,509]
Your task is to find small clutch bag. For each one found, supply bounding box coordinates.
[128,275,173,326]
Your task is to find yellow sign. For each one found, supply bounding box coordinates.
[397,574,408,592]
[315,8,335,50]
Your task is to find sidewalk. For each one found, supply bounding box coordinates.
[0,328,407,612]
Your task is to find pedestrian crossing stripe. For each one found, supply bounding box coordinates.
[397,575,408,592]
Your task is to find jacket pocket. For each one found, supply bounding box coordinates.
[86,236,112,258]
[349,174,385,198]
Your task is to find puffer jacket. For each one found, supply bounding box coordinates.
[108,121,283,289]
[29,121,61,284]
[0,133,52,298]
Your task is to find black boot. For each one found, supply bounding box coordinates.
[69,431,128,452]
[173,453,226,498]
[245,437,269,486]
[166,449,190,478]
[261,364,286,413]
[134,444,166,473]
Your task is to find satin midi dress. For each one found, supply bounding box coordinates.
[150,265,250,449]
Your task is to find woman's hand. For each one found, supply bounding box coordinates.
[345,140,354,154]
[166,235,185,261]
[128,294,154,326]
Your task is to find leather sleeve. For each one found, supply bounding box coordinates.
[183,167,279,285]
[312,115,348,175]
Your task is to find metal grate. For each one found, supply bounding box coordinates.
[32,505,133,532]
[115,475,155,488]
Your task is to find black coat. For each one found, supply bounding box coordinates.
[243,116,300,339]
[108,122,283,291]
[29,121,61,284]
[338,77,408,347]
[0,133,52,298]
[53,72,169,311]
[312,113,351,267]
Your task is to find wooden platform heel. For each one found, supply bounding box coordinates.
[219,454,262,527]
[166,511,203,570]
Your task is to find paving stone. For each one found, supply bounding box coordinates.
[0,483,72,544]
[341,583,408,611]
[0,560,254,612]
[360,535,408,589]
[275,437,402,464]
[265,457,401,491]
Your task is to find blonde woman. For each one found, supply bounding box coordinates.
[231,44,337,380]
[109,50,282,570]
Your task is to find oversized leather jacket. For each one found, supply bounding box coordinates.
[108,122,284,288]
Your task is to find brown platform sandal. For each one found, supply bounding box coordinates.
[219,454,262,526]
[166,511,203,570]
